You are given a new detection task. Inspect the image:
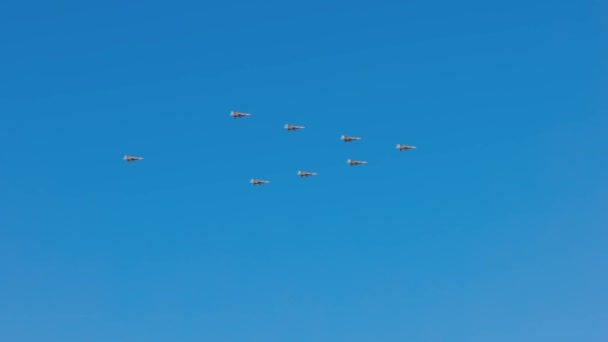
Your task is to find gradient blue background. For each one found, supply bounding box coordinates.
[1,0,606,341]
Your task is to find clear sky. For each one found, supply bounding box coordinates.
[1,0,606,341]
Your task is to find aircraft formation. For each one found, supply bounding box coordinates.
[124,110,416,186]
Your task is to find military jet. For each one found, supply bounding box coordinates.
[250,178,270,186]
[123,155,143,162]
[284,124,305,131]
[347,159,367,166]
[297,170,317,177]
[340,135,361,142]
[230,111,251,119]
[396,144,416,151]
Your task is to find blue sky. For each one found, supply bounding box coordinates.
[0,0,606,341]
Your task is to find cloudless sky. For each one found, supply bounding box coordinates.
[1,0,606,341]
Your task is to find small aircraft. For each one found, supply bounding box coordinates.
[340,135,361,142]
[250,178,270,186]
[230,111,251,119]
[123,155,143,162]
[347,159,367,166]
[297,170,317,177]
[396,144,416,151]
[284,124,305,131]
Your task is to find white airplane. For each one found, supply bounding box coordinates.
[123,155,143,162]
[347,159,367,166]
[341,135,361,142]
[250,178,270,186]
[396,144,416,151]
[284,124,305,131]
[297,170,317,177]
[230,111,251,119]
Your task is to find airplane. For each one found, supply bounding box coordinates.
[123,155,143,162]
[284,124,305,131]
[297,170,317,177]
[340,135,361,142]
[230,111,251,119]
[347,159,367,166]
[396,144,416,151]
[250,178,270,186]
